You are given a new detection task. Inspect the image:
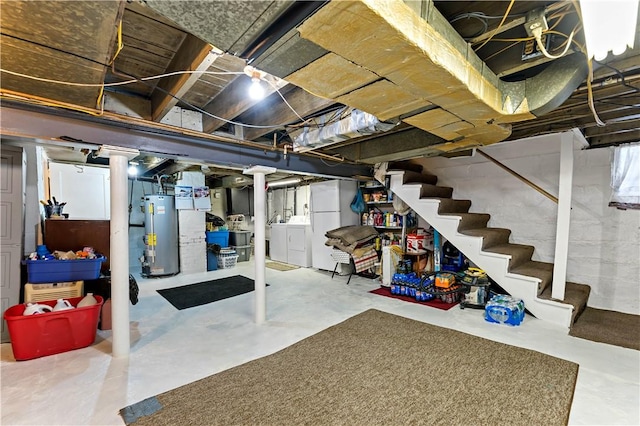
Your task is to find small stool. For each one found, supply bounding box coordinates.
[331,249,353,284]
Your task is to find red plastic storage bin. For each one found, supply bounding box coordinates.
[3,295,103,361]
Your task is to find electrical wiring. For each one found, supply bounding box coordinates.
[474,0,516,51]
[594,61,640,94]
[1,65,338,132]
[450,11,526,40]
[546,29,585,53]
[0,67,243,88]
[98,19,125,109]
[483,41,521,62]
[531,27,575,60]
[566,0,606,127]
[1,89,106,117]
[109,20,124,66]
[587,60,607,127]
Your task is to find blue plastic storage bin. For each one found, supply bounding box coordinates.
[24,255,106,283]
[205,231,229,246]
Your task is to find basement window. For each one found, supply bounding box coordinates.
[609,142,640,210]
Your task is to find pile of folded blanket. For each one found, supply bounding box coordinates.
[324,225,379,253]
[325,225,380,273]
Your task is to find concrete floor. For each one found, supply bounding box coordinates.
[2,259,639,425]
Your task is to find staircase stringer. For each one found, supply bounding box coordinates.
[390,173,574,329]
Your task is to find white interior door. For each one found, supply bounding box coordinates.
[1,146,24,343]
[48,162,110,219]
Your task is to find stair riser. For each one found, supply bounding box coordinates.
[455,215,490,231]
[461,229,512,249]
[420,184,453,199]
[402,170,438,185]
[437,199,471,214]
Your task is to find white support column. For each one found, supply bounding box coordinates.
[98,145,139,357]
[243,166,276,324]
[552,132,575,300]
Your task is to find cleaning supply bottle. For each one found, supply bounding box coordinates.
[77,293,98,307]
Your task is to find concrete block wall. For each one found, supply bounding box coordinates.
[176,171,206,274]
[418,132,640,314]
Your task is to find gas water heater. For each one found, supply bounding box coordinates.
[141,194,179,277]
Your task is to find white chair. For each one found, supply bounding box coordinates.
[331,249,353,284]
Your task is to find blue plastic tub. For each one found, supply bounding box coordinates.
[205,231,229,247]
[24,255,106,283]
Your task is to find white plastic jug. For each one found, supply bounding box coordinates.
[23,303,53,315]
[53,299,74,312]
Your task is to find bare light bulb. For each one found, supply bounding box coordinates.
[249,76,265,100]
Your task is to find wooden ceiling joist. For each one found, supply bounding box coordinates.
[239,87,335,141]
[151,34,219,121]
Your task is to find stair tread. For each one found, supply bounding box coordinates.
[387,161,423,174]
[436,198,471,214]
[440,212,490,219]
[511,261,554,294]
[401,170,438,185]
[461,227,512,236]
[440,212,491,231]
[460,228,511,248]
[539,282,591,324]
[511,260,554,276]
[484,243,535,254]
[419,184,454,199]
[483,243,534,269]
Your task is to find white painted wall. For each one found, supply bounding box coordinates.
[418,133,640,314]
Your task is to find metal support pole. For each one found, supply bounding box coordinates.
[243,166,276,324]
[98,145,138,358]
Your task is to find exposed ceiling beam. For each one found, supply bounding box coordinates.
[328,127,447,163]
[151,35,219,121]
[201,79,290,134]
[1,103,371,179]
[588,129,640,147]
[584,118,640,137]
[240,87,335,141]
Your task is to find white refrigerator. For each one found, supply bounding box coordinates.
[310,180,358,271]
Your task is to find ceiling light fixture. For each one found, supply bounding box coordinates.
[128,161,138,176]
[244,65,266,100]
[579,0,639,61]
[267,177,302,188]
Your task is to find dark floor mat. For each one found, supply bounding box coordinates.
[157,275,267,310]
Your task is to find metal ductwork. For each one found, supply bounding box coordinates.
[281,0,588,153]
[221,174,254,188]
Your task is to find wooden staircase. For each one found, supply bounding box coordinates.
[386,163,590,329]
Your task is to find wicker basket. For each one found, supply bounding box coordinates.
[217,254,239,269]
